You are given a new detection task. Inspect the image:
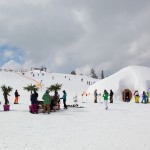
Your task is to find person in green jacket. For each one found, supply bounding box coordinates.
[42,90,51,114]
[102,90,109,110]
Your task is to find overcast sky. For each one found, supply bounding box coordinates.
[0,0,150,77]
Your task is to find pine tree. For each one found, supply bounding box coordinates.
[90,68,98,79]
[101,70,104,79]
[71,70,76,75]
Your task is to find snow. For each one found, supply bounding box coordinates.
[0,66,150,150]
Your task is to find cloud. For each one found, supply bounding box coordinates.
[3,50,14,58]
[75,64,92,75]
[0,45,25,66]
[0,0,150,75]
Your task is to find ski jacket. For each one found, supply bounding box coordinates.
[15,91,20,97]
[61,93,67,101]
[31,93,38,104]
[94,90,98,97]
[110,91,114,97]
[103,92,109,100]
[142,93,146,100]
[42,93,51,104]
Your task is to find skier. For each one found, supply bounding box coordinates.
[102,90,109,110]
[109,90,114,103]
[42,90,51,114]
[14,90,20,104]
[60,90,67,109]
[94,89,98,103]
[134,90,140,103]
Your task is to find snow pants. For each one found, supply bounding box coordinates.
[14,97,19,104]
[94,96,97,103]
[142,98,146,104]
[31,104,38,113]
[110,96,113,103]
[104,100,108,109]
[43,104,50,114]
[63,100,67,109]
[134,96,139,103]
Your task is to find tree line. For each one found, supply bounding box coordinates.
[71,68,105,79]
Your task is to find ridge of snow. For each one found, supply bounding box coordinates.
[1,60,22,71]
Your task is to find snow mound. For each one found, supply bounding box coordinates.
[87,66,150,101]
[1,60,22,71]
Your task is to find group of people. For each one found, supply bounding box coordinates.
[5,87,150,114]
[134,90,149,103]
[2,88,67,114]
[93,89,150,110]
[30,90,67,114]
[94,89,114,110]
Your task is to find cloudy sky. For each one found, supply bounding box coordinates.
[0,0,150,77]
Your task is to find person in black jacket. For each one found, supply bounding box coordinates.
[110,90,114,103]
[30,90,38,114]
[94,89,98,103]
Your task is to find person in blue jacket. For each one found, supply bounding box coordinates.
[60,90,67,109]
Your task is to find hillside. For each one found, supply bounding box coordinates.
[0,69,98,104]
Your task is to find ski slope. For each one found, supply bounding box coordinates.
[0,69,98,105]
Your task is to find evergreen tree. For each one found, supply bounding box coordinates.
[90,68,98,79]
[71,70,76,75]
[101,70,104,79]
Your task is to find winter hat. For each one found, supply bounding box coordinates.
[46,90,50,93]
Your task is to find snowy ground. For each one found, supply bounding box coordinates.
[0,70,150,150]
[0,101,150,150]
